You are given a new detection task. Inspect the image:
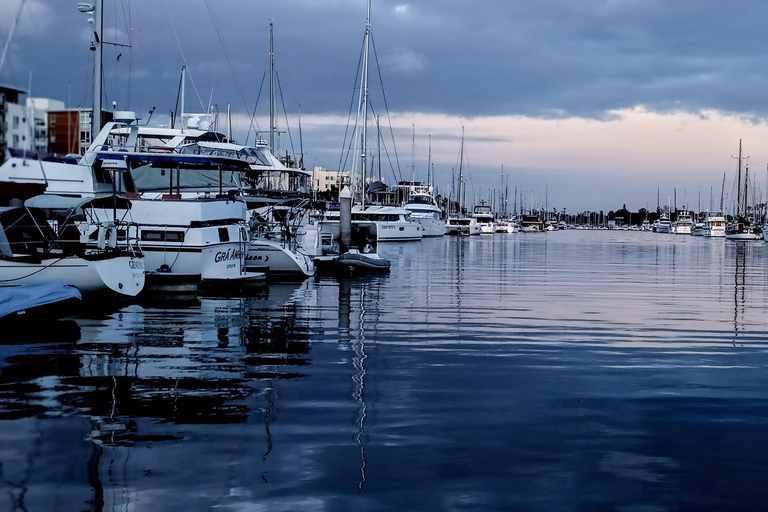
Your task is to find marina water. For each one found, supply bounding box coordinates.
[2,231,768,510]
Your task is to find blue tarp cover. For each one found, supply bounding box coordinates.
[0,282,81,320]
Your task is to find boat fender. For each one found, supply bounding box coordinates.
[97,225,107,250]
[108,223,118,249]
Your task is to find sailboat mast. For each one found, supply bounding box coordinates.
[92,0,103,141]
[180,66,186,133]
[720,172,726,211]
[359,0,371,208]
[457,127,465,216]
[376,115,381,182]
[269,22,276,151]
[500,164,504,217]
[736,139,743,218]
[411,123,415,184]
[745,163,750,219]
[298,103,304,169]
[427,135,432,189]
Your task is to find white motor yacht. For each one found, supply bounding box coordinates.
[519,214,545,232]
[400,182,444,237]
[656,214,672,233]
[472,202,497,234]
[703,211,726,237]
[106,116,314,279]
[445,216,481,235]
[673,210,693,235]
[495,219,515,233]
[321,205,422,242]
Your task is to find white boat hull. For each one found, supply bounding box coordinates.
[246,238,315,278]
[478,222,497,234]
[412,216,445,237]
[726,233,762,240]
[0,254,145,297]
[376,221,423,241]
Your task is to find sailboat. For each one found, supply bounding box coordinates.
[328,0,392,274]
[400,135,445,237]
[725,140,761,240]
[444,128,480,235]
[318,0,421,247]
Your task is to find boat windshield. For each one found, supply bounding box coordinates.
[408,195,434,205]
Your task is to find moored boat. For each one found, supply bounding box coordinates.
[472,202,497,234]
[0,282,81,324]
[0,205,145,297]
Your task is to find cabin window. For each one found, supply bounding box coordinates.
[218,227,230,242]
[141,230,185,242]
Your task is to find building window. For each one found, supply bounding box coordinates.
[12,116,19,129]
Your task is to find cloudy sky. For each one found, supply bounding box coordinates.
[3,0,768,212]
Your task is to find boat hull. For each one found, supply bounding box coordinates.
[246,238,315,278]
[0,253,145,297]
[333,252,390,274]
[412,216,445,237]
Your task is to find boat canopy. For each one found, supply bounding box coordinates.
[94,152,251,171]
[24,194,132,211]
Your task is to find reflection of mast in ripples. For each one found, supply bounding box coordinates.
[454,239,465,319]
[338,278,379,492]
[353,283,368,492]
[733,244,747,346]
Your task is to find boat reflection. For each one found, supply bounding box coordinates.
[0,282,315,510]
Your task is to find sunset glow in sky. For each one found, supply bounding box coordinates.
[4,0,768,211]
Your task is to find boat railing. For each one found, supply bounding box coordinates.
[249,199,311,248]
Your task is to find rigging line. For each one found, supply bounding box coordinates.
[245,71,266,146]
[203,0,254,125]
[163,0,206,112]
[275,70,296,163]
[0,0,25,82]
[370,32,402,181]
[368,103,398,185]
[337,32,367,176]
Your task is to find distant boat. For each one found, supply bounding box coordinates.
[519,214,545,232]
[496,218,515,233]
[673,210,693,235]
[726,140,761,240]
[704,211,726,238]
[445,216,481,235]
[445,128,478,235]
[472,202,497,234]
[400,182,445,237]
[656,213,672,233]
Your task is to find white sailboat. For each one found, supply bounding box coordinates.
[0,201,144,297]
[445,128,479,235]
[321,0,419,252]
[726,140,761,240]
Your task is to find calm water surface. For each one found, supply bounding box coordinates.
[3,231,768,511]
